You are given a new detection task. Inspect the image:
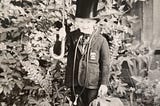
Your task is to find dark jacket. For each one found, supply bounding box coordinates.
[65,28,110,89]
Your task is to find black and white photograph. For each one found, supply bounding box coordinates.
[0,0,160,106]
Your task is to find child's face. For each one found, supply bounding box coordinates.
[75,18,97,35]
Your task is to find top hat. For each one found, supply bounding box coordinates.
[75,0,99,19]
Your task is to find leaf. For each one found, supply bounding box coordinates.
[55,11,62,17]
[32,60,39,66]
[0,72,8,78]
[58,93,64,99]
[131,76,143,83]
[6,53,14,59]
[13,103,16,106]
[63,103,70,106]
[0,43,7,50]
[54,71,61,78]
[0,87,3,94]
[1,0,11,5]
[0,27,18,34]
[15,79,24,89]
[39,101,51,106]
[66,96,72,106]
[115,70,122,76]
[127,15,139,23]
[28,97,39,104]
[3,86,10,95]
[8,81,15,90]
[24,85,40,90]
[11,72,21,78]
[117,84,127,95]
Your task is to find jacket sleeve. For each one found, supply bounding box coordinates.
[100,37,110,86]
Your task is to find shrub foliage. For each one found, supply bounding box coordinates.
[1,0,159,106]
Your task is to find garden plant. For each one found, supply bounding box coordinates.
[1,0,159,106]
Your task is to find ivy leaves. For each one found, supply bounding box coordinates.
[0,47,24,96]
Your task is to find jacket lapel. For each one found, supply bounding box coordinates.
[77,28,101,55]
[90,28,101,49]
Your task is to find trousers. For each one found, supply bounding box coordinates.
[71,86,98,106]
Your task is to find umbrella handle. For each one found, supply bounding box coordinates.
[49,37,65,60]
[50,0,66,60]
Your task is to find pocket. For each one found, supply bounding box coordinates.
[88,63,100,86]
[78,61,87,86]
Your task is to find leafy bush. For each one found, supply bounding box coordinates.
[0,0,153,106]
